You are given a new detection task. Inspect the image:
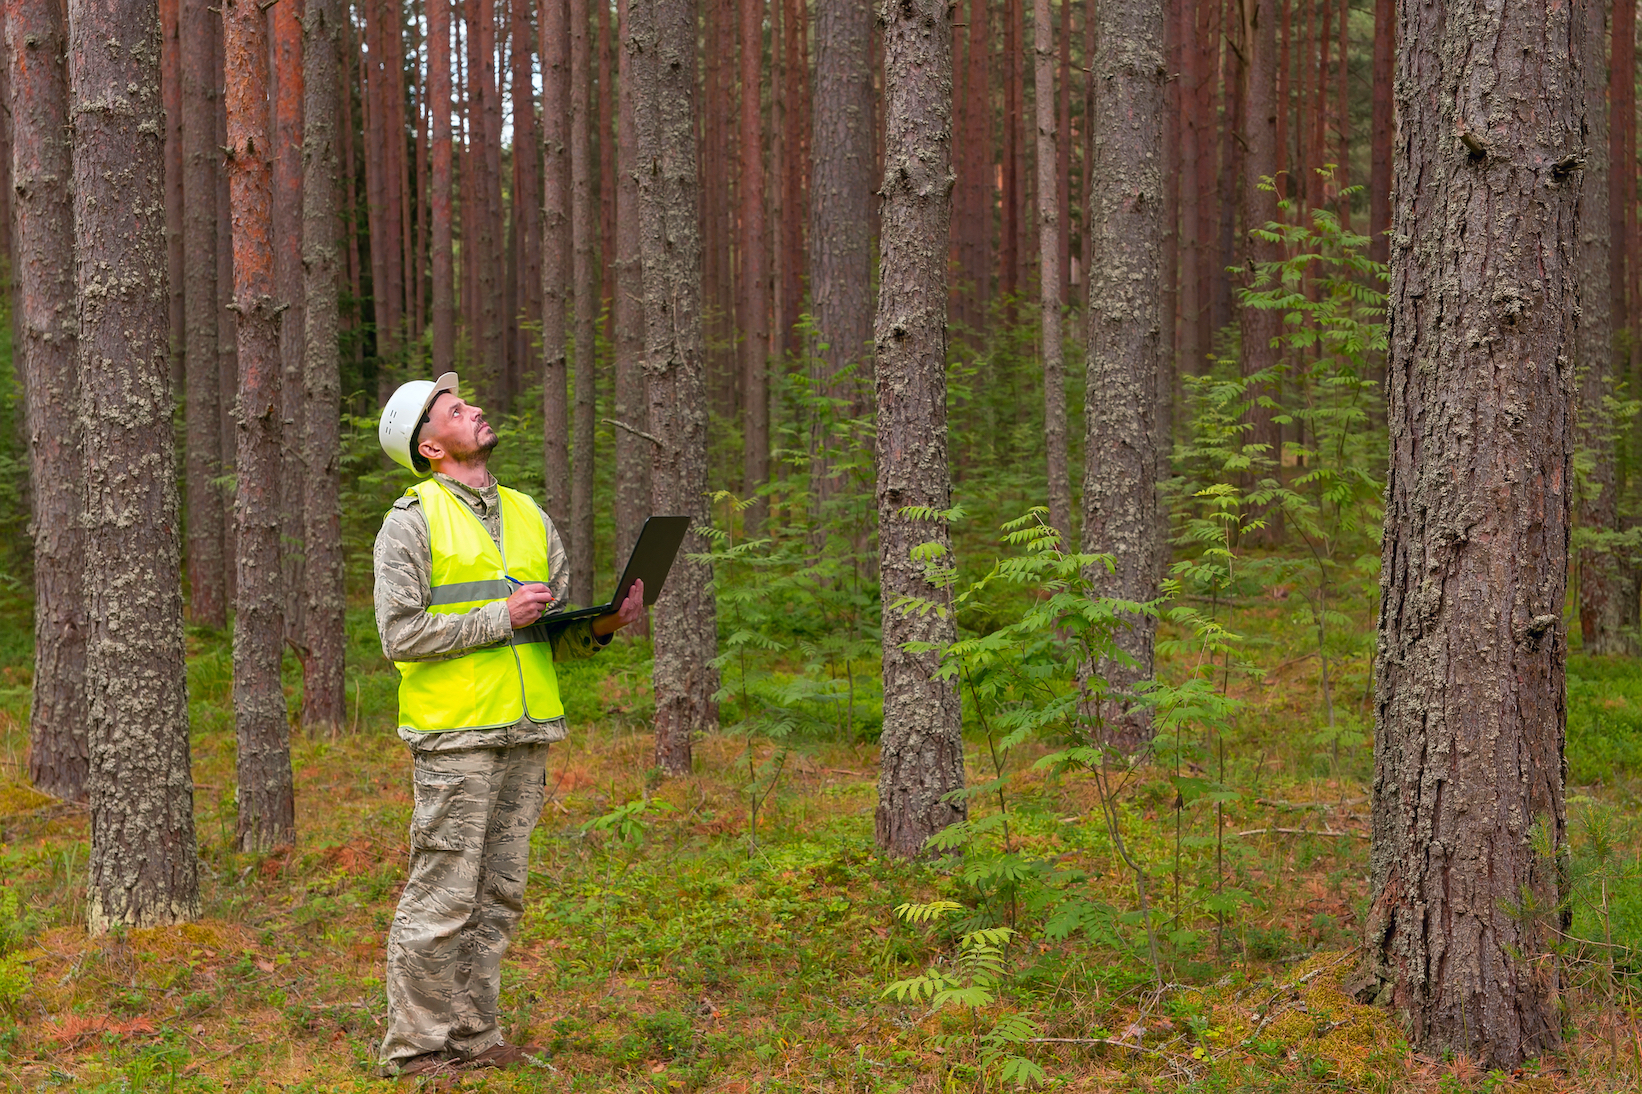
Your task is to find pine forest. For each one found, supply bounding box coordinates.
[0,0,1641,1087]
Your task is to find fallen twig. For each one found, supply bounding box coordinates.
[1235,827,1367,839]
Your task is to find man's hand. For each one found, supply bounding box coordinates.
[506,582,556,628]
[592,579,645,637]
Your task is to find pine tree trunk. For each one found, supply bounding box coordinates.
[808,0,872,509]
[613,0,649,563]
[162,0,183,388]
[598,0,615,337]
[630,0,720,774]
[225,0,296,852]
[71,0,201,930]
[964,0,989,331]
[301,0,346,733]
[216,16,238,607]
[874,0,965,857]
[778,0,806,360]
[571,0,596,604]
[510,0,541,375]
[1035,0,1068,543]
[273,0,306,665]
[1612,0,1634,347]
[431,0,455,369]
[467,0,504,403]
[1240,0,1281,502]
[11,0,88,802]
[1056,0,1070,307]
[1578,0,1627,656]
[1178,0,1201,373]
[182,0,225,629]
[739,0,769,534]
[541,0,571,528]
[999,0,1020,308]
[1369,0,1392,264]
[1358,0,1580,1064]
[1082,0,1165,745]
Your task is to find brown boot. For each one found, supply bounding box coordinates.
[383,1052,461,1079]
[461,1043,548,1070]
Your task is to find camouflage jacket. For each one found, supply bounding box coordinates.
[373,472,605,752]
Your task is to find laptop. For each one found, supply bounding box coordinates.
[537,515,691,631]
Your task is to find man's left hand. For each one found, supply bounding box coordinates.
[591,578,645,637]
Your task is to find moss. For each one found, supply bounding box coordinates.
[0,783,54,817]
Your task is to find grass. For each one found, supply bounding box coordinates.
[0,584,1639,1094]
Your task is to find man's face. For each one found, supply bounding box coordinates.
[417,391,498,467]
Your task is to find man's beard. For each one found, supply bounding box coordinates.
[450,425,499,464]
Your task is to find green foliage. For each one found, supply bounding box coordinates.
[0,887,39,1012]
[883,900,1046,1089]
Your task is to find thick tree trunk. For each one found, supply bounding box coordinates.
[873,0,965,857]
[739,0,769,534]
[70,0,201,930]
[571,0,596,603]
[301,0,346,732]
[12,0,88,802]
[182,0,225,628]
[225,0,296,852]
[1369,0,1392,264]
[630,0,719,774]
[1035,0,1068,543]
[1082,0,1165,743]
[613,0,649,563]
[808,0,872,512]
[541,0,571,529]
[1358,0,1580,1065]
[273,0,305,667]
[431,0,454,369]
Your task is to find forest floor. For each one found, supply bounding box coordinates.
[0,586,1640,1094]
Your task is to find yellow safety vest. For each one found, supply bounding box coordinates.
[395,480,565,732]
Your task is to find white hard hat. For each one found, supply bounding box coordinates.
[380,372,459,474]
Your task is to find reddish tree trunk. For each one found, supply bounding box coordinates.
[571,0,597,603]
[216,11,238,607]
[510,0,539,376]
[431,0,455,369]
[779,0,807,360]
[599,0,615,338]
[1334,0,1348,222]
[1057,0,1071,309]
[1178,0,1201,373]
[965,0,989,332]
[1241,0,1280,469]
[225,0,297,852]
[542,0,572,528]
[999,0,1020,309]
[740,0,770,532]
[1369,0,1391,262]
[1311,0,1330,208]
[1276,0,1289,196]
[1613,0,1634,344]
[11,0,88,801]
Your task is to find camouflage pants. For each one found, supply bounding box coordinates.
[379,743,549,1067]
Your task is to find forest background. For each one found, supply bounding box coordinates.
[0,0,1640,1089]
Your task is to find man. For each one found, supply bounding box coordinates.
[372,372,643,1077]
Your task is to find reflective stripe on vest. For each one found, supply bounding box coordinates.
[394,480,565,732]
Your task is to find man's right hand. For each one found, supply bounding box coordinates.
[506,582,556,628]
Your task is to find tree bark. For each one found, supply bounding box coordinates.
[1369,0,1392,264]
[808,0,872,512]
[963,0,989,332]
[1056,0,1070,307]
[1612,0,1634,345]
[301,0,346,732]
[1240,0,1281,501]
[216,10,237,607]
[541,0,571,528]
[272,0,305,668]
[1178,0,1201,372]
[431,0,454,369]
[1579,0,1628,656]
[1035,0,1068,543]
[182,0,225,628]
[511,0,541,376]
[1359,0,1580,1065]
[613,0,649,563]
[469,0,505,404]
[571,0,596,604]
[629,0,719,774]
[12,0,88,802]
[1082,0,1165,743]
[777,0,806,360]
[873,0,965,857]
[739,0,769,534]
[161,0,182,387]
[999,0,1020,309]
[225,0,296,852]
[70,0,201,930]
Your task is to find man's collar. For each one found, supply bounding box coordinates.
[432,471,498,508]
